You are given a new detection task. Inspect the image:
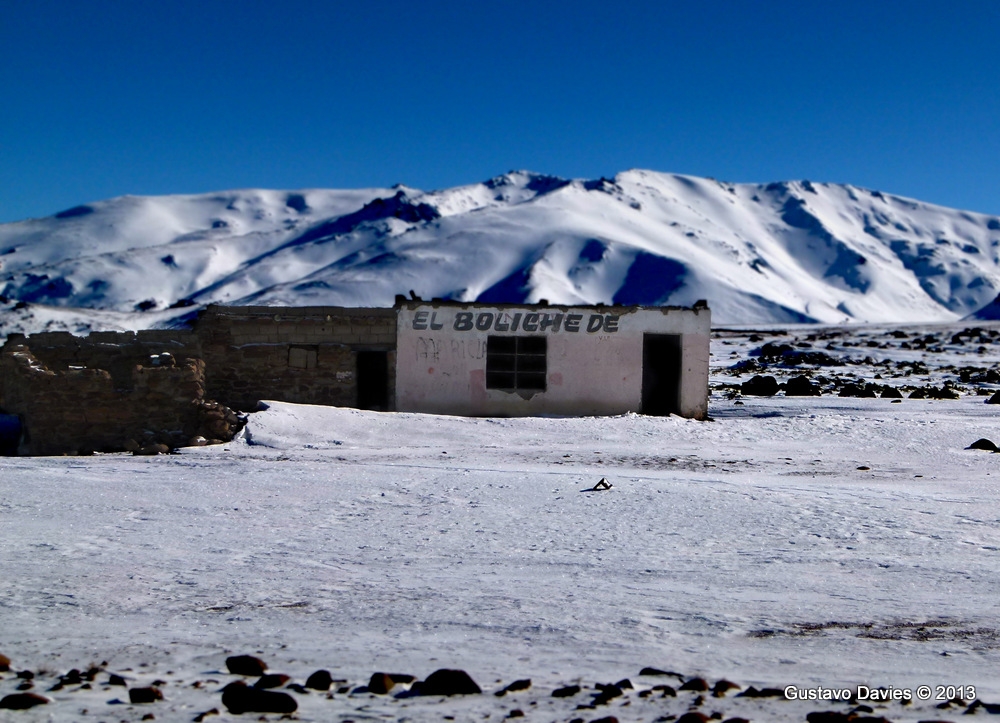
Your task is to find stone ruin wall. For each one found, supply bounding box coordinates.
[0,346,241,456]
[0,306,399,455]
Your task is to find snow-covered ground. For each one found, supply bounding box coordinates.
[3,325,1000,721]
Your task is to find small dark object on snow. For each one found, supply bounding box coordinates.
[192,709,219,722]
[0,653,10,672]
[0,692,49,709]
[986,391,1000,404]
[304,669,332,690]
[680,677,709,692]
[253,673,290,689]
[712,679,741,696]
[737,685,786,697]
[226,655,267,676]
[784,375,821,396]
[367,672,396,694]
[552,684,581,698]
[676,713,710,723]
[129,687,163,704]
[741,375,779,396]
[967,438,998,452]
[584,478,613,492]
[415,669,481,696]
[221,681,297,714]
[495,678,532,696]
[590,718,620,723]
[639,667,684,680]
[108,674,127,686]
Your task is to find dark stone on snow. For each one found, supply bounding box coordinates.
[129,686,163,704]
[880,386,902,398]
[416,669,481,696]
[108,674,127,686]
[367,672,396,694]
[0,692,49,709]
[967,438,998,452]
[741,375,779,396]
[757,342,796,359]
[712,679,741,696]
[986,391,1000,404]
[614,678,633,690]
[15,670,32,679]
[676,713,710,723]
[552,684,582,698]
[226,655,267,676]
[638,667,684,680]
[253,673,290,689]
[304,669,332,690]
[62,668,82,685]
[653,684,677,696]
[737,685,786,697]
[0,653,10,672]
[221,681,297,714]
[591,684,623,705]
[806,712,853,723]
[590,718,620,723]
[721,718,750,723]
[495,678,532,696]
[784,375,821,396]
[679,677,709,692]
[192,709,220,722]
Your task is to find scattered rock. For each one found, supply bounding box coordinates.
[784,375,821,396]
[0,692,50,709]
[495,678,532,696]
[108,674,127,686]
[253,673,290,689]
[552,684,582,698]
[583,477,613,491]
[639,667,684,680]
[592,683,623,705]
[986,391,1000,404]
[737,686,785,697]
[741,375,779,396]
[676,713,710,723]
[220,681,297,715]
[134,443,170,456]
[367,672,396,694]
[712,679,740,696]
[880,386,903,399]
[679,677,709,692]
[0,654,9,672]
[967,438,998,452]
[129,686,163,704]
[806,713,853,723]
[590,718,620,723]
[304,669,332,691]
[225,655,267,676]
[415,668,482,696]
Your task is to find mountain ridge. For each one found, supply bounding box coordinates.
[2,169,999,337]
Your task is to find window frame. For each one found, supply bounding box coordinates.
[485,335,547,392]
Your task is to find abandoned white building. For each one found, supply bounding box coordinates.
[0,300,710,455]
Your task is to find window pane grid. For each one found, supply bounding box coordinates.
[486,336,546,391]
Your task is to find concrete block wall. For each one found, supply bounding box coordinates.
[196,305,396,411]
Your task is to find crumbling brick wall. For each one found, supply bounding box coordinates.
[0,346,241,456]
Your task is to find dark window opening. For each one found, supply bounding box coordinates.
[642,334,682,415]
[486,336,547,391]
[0,414,21,456]
[357,350,389,411]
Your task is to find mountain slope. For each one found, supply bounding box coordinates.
[2,170,999,336]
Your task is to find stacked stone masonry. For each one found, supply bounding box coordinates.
[0,305,398,455]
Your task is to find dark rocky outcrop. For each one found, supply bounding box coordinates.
[0,692,49,709]
[741,375,779,396]
[128,686,163,704]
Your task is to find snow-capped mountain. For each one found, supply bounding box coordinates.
[2,170,1000,337]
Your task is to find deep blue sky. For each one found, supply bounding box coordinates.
[2,1,999,223]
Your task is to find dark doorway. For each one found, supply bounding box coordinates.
[642,334,682,416]
[356,351,389,411]
[0,414,21,456]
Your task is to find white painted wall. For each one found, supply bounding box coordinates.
[395,303,710,418]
